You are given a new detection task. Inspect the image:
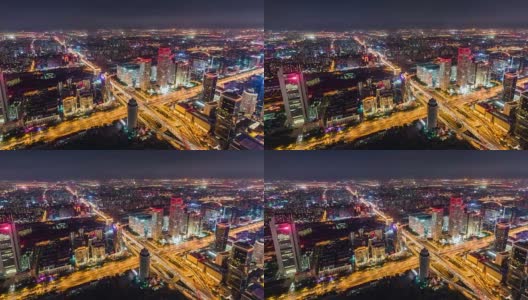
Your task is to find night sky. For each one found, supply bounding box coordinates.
[265,151,528,180]
[0,151,263,180]
[266,0,528,30]
[0,0,263,30]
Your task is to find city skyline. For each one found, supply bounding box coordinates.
[0,0,263,30]
[265,151,528,180]
[0,151,263,180]
[265,0,528,30]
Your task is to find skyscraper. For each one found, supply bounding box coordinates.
[438,57,452,91]
[514,91,528,148]
[475,61,491,87]
[503,71,518,102]
[202,72,218,103]
[240,88,258,117]
[214,221,230,252]
[448,197,465,241]
[495,221,510,252]
[137,58,152,92]
[150,207,163,241]
[174,61,191,88]
[457,47,473,90]
[0,70,9,123]
[169,197,185,240]
[427,98,438,131]
[127,98,138,131]
[156,47,172,91]
[253,238,264,267]
[419,248,430,282]
[0,222,21,278]
[226,241,253,300]
[214,91,241,149]
[507,240,528,300]
[139,248,150,282]
[277,67,309,128]
[269,216,302,277]
[431,206,443,242]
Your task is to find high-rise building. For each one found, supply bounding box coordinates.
[462,212,482,238]
[202,72,218,103]
[127,98,138,130]
[417,63,440,88]
[150,207,163,241]
[253,238,264,267]
[117,63,140,88]
[427,98,438,131]
[495,221,510,252]
[419,248,430,282]
[503,71,518,102]
[431,207,443,242]
[169,197,185,240]
[269,216,301,277]
[240,89,258,117]
[277,67,309,127]
[475,61,491,87]
[457,47,473,89]
[438,57,452,91]
[156,47,172,91]
[137,58,152,92]
[174,61,191,88]
[139,248,150,282]
[508,240,528,300]
[514,91,528,148]
[448,197,465,241]
[227,241,253,300]
[0,70,9,123]
[214,221,230,252]
[215,91,241,149]
[0,222,21,278]
[311,237,353,276]
[184,212,203,238]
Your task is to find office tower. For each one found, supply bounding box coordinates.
[214,221,230,252]
[448,197,465,241]
[419,248,430,282]
[150,207,163,241]
[463,212,482,238]
[202,72,218,103]
[514,91,528,148]
[416,63,440,88]
[184,212,203,238]
[427,98,438,131]
[503,71,518,102]
[277,67,309,127]
[169,197,185,240]
[457,47,473,89]
[269,216,302,277]
[174,61,191,88]
[475,61,491,87]
[156,47,172,91]
[240,89,258,117]
[0,222,21,277]
[311,237,352,276]
[495,221,510,252]
[249,75,264,116]
[0,70,9,123]
[253,239,264,267]
[139,248,150,282]
[137,58,152,92]
[431,207,443,242]
[215,91,241,149]
[226,241,253,300]
[127,98,138,130]
[508,241,528,300]
[438,57,452,91]
[117,63,140,88]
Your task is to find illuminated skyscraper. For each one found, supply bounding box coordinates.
[427,98,438,131]
[137,58,152,92]
[226,241,253,300]
[214,91,241,149]
[503,71,518,102]
[507,240,528,300]
[156,47,172,90]
[240,88,258,117]
[127,98,138,131]
[475,61,491,87]
[448,197,465,241]
[269,216,301,277]
[0,70,9,123]
[202,72,218,103]
[462,212,482,238]
[253,238,264,267]
[431,206,443,242]
[457,47,473,89]
[169,198,185,240]
[139,248,150,282]
[514,91,528,148]
[278,67,309,128]
[495,221,510,252]
[174,61,191,88]
[438,57,452,91]
[0,222,21,278]
[150,207,163,241]
[419,248,430,282]
[214,221,230,252]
